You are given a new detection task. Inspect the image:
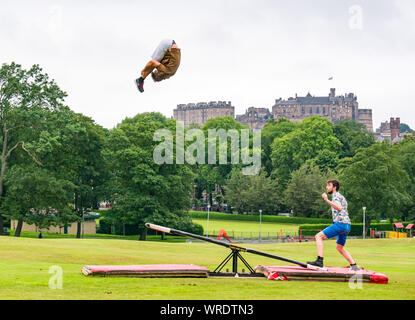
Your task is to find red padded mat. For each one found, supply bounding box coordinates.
[256,265,388,284]
[84,264,208,272]
[82,264,209,278]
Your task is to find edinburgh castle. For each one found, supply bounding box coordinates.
[173,89,374,132]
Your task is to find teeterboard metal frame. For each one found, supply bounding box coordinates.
[145,223,325,274]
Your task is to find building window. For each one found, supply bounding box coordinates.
[317,107,320,114]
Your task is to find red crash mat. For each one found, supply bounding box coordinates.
[82,264,209,278]
[255,265,388,284]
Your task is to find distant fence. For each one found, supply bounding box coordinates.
[369,230,409,239]
[205,229,316,243]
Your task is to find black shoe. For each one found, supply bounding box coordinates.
[350,264,360,271]
[307,256,324,268]
[135,77,144,93]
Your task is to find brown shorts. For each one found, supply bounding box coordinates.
[152,48,181,82]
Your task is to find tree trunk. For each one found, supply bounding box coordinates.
[161,232,166,240]
[139,228,147,241]
[76,204,84,238]
[14,218,23,237]
[0,124,8,236]
[76,221,81,238]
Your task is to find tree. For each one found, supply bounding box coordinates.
[284,163,333,218]
[393,136,415,220]
[338,142,412,233]
[261,118,298,176]
[310,149,339,173]
[35,109,108,238]
[400,123,413,134]
[270,117,342,186]
[104,113,196,240]
[0,63,67,233]
[243,171,281,214]
[223,168,247,213]
[197,117,250,207]
[224,168,281,214]
[334,119,374,159]
[2,165,75,237]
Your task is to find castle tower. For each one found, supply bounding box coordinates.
[390,117,401,142]
[358,109,374,132]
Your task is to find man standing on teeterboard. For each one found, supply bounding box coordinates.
[307,180,360,271]
[135,39,181,93]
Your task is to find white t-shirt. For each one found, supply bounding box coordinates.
[151,39,175,62]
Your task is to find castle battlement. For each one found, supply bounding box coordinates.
[173,89,374,133]
[174,101,235,127]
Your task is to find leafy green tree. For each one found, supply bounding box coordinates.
[223,168,247,213]
[261,118,298,175]
[400,123,413,134]
[284,163,333,218]
[0,63,67,233]
[310,149,339,173]
[334,120,374,158]
[197,117,250,207]
[104,113,196,240]
[224,168,281,214]
[243,171,281,214]
[270,117,342,186]
[2,165,75,237]
[34,109,108,238]
[338,142,412,233]
[202,116,247,132]
[392,136,415,220]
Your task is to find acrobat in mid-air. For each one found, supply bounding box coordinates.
[135,39,181,93]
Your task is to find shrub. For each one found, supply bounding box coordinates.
[97,219,140,236]
[97,216,204,236]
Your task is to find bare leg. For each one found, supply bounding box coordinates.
[336,244,355,265]
[315,231,327,257]
[141,59,161,79]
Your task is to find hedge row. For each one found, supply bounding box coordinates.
[97,220,140,235]
[299,222,413,237]
[189,211,332,225]
[97,218,203,236]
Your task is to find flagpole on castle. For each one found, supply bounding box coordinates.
[328,76,334,92]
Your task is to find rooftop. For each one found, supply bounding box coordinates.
[274,89,357,106]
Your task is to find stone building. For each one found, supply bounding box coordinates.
[390,118,401,142]
[375,117,404,143]
[173,101,235,127]
[272,88,374,132]
[236,107,273,132]
[10,219,97,235]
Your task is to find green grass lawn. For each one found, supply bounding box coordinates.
[192,219,300,236]
[0,236,414,300]
[7,230,186,242]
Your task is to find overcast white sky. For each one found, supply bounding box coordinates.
[1,0,414,130]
